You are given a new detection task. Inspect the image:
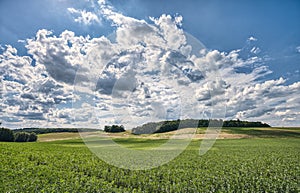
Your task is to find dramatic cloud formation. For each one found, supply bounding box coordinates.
[0,45,73,127]
[0,0,299,128]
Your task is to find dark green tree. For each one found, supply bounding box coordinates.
[104,125,125,133]
[0,127,14,142]
[14,132,29,142]
[28,132,38,142]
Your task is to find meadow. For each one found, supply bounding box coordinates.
[0,128,299,192]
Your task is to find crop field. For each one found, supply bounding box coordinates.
[0,128,299,192]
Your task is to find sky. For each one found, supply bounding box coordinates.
[0,0,299,128]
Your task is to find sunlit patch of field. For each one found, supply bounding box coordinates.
[38,132,81,142]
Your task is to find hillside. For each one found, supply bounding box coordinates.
[35,127,300,142]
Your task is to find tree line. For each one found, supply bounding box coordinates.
[0,127,37,142]
[13,127,98,134]
[132,119,270,134]
[104,125,125,133]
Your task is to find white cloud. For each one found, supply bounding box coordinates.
[68,7,100,25]
[0,44,73,128]
[1,1,300,128]
[150,14,186,50]
[248,36,257,42]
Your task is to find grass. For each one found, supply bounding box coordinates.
[0,132,299,192]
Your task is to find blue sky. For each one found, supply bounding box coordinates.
[1,0,299,83]
[0,0,299,128]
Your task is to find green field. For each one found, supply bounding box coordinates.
[0,128,299,192]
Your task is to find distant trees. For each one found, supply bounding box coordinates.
[14,132,37,142]
[0,127,15,142]
[132,119,271,134]
[28,132,38,142]
[132,119,211,135]
[0,127,38,142]
[14,132,29,142]
[13,128,98,134]
[223,119,270,127]
[104,125,125,133]
[132,120,195,135]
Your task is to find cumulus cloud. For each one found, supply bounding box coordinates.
[1,1,299,128]
[68,7,101,25]
[0,45,73,128]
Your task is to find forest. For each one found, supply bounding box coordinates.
[132,119,270,134]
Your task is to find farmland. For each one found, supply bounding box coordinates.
[0,128,299,192]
